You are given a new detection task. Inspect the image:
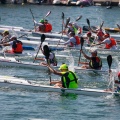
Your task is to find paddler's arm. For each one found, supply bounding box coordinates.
[91,42,103,47]
[78,61,89,65]
[80,50,91,60]
[0,43,10,46]
[47,65,62,76]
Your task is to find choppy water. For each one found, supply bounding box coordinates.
[0,4,120,120]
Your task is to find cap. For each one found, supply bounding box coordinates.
[104,33,110,38]
[39,19,44,23]
[59,64,68,70]
[87,32,91,36]
[3,30,9,34]
[118,72,120,77]
[44,19,48,22]
[90,49,97,53]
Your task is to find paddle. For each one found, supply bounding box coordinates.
[57,16,70,46]
[116,24,120,30]
[86,18,90,30]
[75,15,82,21]
[78,37,84,66]
[107,55,112,71]
[61,12,64,35]
[107,55,113,90]
[43,11,51,20]
[29,8,36,31]
[33,34,46,63]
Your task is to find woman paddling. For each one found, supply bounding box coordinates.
[35,45,57,66]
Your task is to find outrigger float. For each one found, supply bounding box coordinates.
[0,75,119,97]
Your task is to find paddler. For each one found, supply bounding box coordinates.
[90,26,105,43]
[0,30,15,43]
[84,32,95,46]
[91,33,117,50]
[46,63,78,88]
[35,45,57,66]
[79,49,102,70]
[0,36,23,54]
[60,32,80,47]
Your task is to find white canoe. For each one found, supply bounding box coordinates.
[22,36,66,43]
[32,31,69,40]
[0,56,112,74]
[85,47,120,53]
[0,75,118,97]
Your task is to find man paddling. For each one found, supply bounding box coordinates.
[79,49,102,69]
[91,33,117,50]
[60,32,80,47]
[46,63,78,88]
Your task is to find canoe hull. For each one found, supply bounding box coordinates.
[0,76,116,97]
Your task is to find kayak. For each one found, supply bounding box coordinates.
[85,47,120,53]
[0,75,118,97]
[32,31,69,40]
[22,36,66,43]
[0,56,113,74]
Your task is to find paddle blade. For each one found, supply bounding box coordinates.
[107,55,112,69]
[80,37,84,47]
[62,12,64,20]
[65,17,70,28]
[86,18,90,26]
[45,11,51,18]
[76,15,82,21]
[117,24,120,30]
[41,34,46,43]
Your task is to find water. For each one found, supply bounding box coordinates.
[0,4,120,120]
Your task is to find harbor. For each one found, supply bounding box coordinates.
[0,0,120,6]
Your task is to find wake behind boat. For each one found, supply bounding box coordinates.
[0,75,118,97]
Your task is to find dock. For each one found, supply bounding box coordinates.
[93,0,120,6]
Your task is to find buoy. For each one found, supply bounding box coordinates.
[22,3,24,5]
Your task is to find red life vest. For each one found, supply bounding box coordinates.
[105,38,117,49]
[45,23,52,32]
[12,40,23,53]
[97,30,104,41]
[70,36,80,47]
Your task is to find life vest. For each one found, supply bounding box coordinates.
[38,24,45,32]
[46,52,57,66]
[105,38,117,49]
[61,71,78,88]
[45,23,52,32]
[97,30,104,41]
[12,40,23,53]
[89,56,102,69]
[70,36,80,47]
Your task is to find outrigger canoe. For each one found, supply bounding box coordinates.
[0,56,112,73]
[0,75,119,97]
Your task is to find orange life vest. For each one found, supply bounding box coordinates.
[45,23,52,32]
[105,38,117,49]
[12,40,23,53]
[70,36,80,47]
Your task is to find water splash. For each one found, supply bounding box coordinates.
[68,53,75,72]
